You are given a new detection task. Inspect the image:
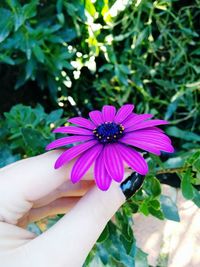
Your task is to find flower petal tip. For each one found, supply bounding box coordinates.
[100,187,109,191]
[167,146,175,153]
[113,174,124,183]
[97,183,111,191]
[52,128,59,133]
[45,146,50,151]
[163,120,169,125]
[71,178,78,184]
[54,161,61,169]
[126,103,134,109]
[136,166,149,176]
[71,173,81,184]
[141,169,149,175]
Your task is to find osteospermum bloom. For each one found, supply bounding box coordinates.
[46,104,174,190]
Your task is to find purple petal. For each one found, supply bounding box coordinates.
[89,110,103,126]
[118,144,148,175]
[103,144,124,182]
[53,126,92,135]
[68,117,96,130]
[94,150,112,191]
[148,126,164,133]
[121,113,137,127]
[54,140,98,169]
[121,132,174,154]
[102,105,116,122]
[46,135,93,150]
[120,136,161,155]
[71,144,103,183]
[114,104,134,123]
[128,129,172,144]
[123,114,153,128]
[125,119,168,132]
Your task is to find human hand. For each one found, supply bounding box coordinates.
[0,151,129,267]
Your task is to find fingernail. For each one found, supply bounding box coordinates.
[120,172,145,199]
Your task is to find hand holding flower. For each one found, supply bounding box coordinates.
[0,151,130,267]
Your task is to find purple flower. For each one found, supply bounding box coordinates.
[46,104,174,191]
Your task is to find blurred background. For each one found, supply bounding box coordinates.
[0,0,200,266]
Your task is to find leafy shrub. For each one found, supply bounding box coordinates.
[0,104,64,166]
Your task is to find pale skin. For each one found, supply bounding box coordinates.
[0,150,129,267]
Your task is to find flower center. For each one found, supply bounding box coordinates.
[93,122,124,144]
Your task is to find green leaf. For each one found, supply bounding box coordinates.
[149,176,161,197]
[99,63,113,72]
[57,13,65,24]
[0,8,13,42]
[85,0,96,17]
[160,195,180,222]
[186,151,200,165]
[21,128,48,153]
[12,1,38,31]
[33,45,45,63]
[192,188,200,208]
[193,158,200,172]
[148,206,164,220]
[153,79,176,90]
[128,202,139,213]
[97,225,109,243]
[119,64,130,74]
[13,10,24,31]
[135,247,148,267]
[97,245,109,265]
[191,48,200,55]
[135,28,149,47]
[166,127,200,142]
[56,0,63,13]
[165,99,179,120]
[47,76,58,101]
[0,54,15,65]
[148,199,160,210]
[59,29,77,42]
[22,1,38,20]
[0,145,20,168]
[115,66,128,85]
[181,27,199,37]
[25,59,36,80]
[139,200,149,216]
[27,223,42,235]
[46,109,63,124]
[15,71,26,89]
[163,156,184,169]
[181,169,194,200]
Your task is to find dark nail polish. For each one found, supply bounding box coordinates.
[120,172,145,199]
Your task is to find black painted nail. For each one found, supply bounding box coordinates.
[120,172,145,199]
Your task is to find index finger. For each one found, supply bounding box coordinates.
[0,150,93,203]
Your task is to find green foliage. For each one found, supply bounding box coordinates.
[181,169,194,200]
[178,151,200,207]
[160,195,180,222]
[0,0,200,266]
[84,215,148,267]
[0,104,64,166]
[130,175,165,220]
[166,127,200,142]
[0,0,199,115]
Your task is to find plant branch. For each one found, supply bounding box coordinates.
[156,167,188,175]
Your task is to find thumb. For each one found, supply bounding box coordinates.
[25,175,131,267]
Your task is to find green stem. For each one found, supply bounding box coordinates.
[156,167,188,175]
